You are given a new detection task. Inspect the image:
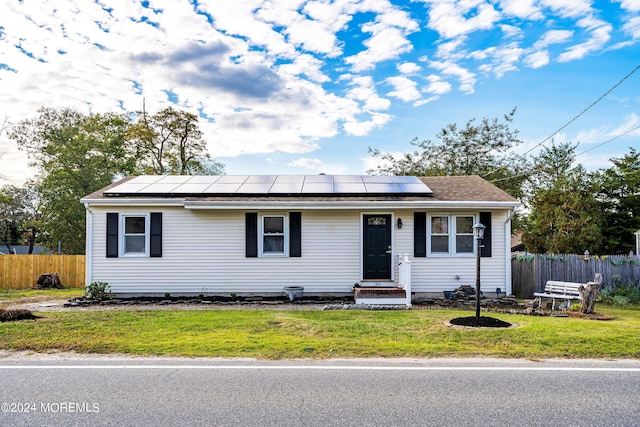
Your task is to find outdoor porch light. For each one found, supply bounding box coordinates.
[473,222,485,327]
[397,218,403,229]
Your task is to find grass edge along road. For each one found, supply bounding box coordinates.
[1,305,639,360]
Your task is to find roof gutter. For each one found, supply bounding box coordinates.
[182,200,521,210]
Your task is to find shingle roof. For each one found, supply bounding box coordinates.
[419,176,517,202]
[83,175,517,203]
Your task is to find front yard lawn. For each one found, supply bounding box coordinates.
[1,305,639,359]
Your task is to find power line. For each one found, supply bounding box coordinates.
[489,124,640,185]
[574,124,640,158]
[522,64,640,156]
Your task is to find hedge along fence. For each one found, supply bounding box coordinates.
[0,255,86,289]
[512,254,640,299]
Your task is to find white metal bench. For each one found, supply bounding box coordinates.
[533,281,584,313]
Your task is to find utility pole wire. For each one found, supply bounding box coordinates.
[574,124,640,158]
[489,124,640,185]
[521,64,640,156]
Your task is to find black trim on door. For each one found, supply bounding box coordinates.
[363,214,392,280]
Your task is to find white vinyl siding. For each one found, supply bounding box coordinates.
[410,210,509,293]
[89,208,361,295]
[88,207,510,296]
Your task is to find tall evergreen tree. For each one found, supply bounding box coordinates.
[597,148,640,254]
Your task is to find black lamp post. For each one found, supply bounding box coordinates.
[473,222,485,327]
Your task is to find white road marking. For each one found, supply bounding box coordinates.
[0,365,639,372]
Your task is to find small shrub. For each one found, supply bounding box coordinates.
[85,282,113,301]
[613,295,631,306]
[164,292,171,298]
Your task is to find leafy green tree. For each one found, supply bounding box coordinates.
[522,143,603,253]
[368,108,529,199]
[128,106,223,175]
[10,108,136,254]
[596,148,640,254]
[0,182,43,254]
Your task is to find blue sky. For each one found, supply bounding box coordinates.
[1,0,639,186]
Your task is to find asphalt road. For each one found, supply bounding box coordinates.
[1,355,639,426]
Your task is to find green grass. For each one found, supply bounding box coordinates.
[2,305,639,359]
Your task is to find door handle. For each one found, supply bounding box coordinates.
[386,246,392,254]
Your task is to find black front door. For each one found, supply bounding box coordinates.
[363,214,392,280]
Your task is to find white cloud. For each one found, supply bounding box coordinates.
[558,17,612,62]
[397,62,421,75]
[622,16,640,39]
[346,76,392,111]
[428,61,476,93]
[501,24,524,39]
[0,135,31,186]
[424,0,502,39]
[288,157,326,171]
[499,0,544,20]
[523,50,550,68]
[540,0,593,18]
[574,113,640,143]
[425,75,452,95]
[536,29,574,47]
[343,112,393,136]
[616,0,640,12]
[345,23,416,72]
[385,76,422,102]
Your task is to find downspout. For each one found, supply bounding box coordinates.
[84,203,93,290]
[504,206,520,296]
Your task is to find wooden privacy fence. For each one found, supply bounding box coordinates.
[0,255,85,289]
[512,254,640,299]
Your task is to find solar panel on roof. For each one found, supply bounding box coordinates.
[137,183,183,193]
[188,176,221,184]
[270,182,304,193]
[334,175,364,183]
[170,183,212,193]
[245,175,277,184]
[301,182,334,193]
[104,175,432,196]
[304,175,334,183]
[334,182,367,193]
[236,183,274,193]
[205,183,243,193]
[156,176,193,184]
[362,175,393,183]
[216,175,249,183]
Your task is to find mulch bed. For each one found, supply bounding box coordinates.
[449,316,513,328]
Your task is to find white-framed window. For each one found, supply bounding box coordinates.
[428,214,475,256]
[121,213,149,257]
[259,213,288,256]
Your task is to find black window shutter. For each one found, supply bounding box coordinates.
[150,212,162,257]
[106,213,119,258]
[414,212,427,257]
[479,212,492,257]
[246,212,258,257]
[289,212,301,257]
